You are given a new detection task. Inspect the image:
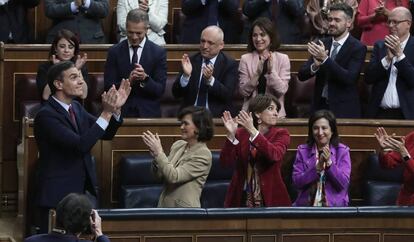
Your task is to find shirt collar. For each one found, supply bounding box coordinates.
[204,54,219,65]
[128,36,147,49]
[52,96,71,112]
[332,32,349,46]
[400,34,410,50]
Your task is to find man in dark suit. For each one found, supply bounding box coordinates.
[172,25,238,118]
[243,0,308,44]
[44,0,109,44]
[298,3,367,118]
[104,8,167,117]
[26,193,110,242]
[34,61,131,233]
[365,7,414,119]
[180,0,241,44]
[0,0,39,43]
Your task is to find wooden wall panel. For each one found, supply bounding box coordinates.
[197,235,245,242]
[281,234,330,242]
[146,236,192,242]
[383,234,414,242]
[333,233,380,242]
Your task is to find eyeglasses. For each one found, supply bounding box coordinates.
[387,19,410,26]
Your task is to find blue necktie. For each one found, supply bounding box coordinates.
[196,59,211,107]
[207,0,218,25]
[131,45,139,64]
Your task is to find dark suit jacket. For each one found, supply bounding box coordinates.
[34,97,122,208]
[364,36,414,119]
[172,51,238,117]
[0,0,39,43]
[243,0,307,44]
[44,0,109,44]
[104,39,167,117]
[25,233,110,242]
[180,0,241,44]
[298,35,367,118]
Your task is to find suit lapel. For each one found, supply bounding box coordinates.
[334,36,352,63]
[48,97,79,132]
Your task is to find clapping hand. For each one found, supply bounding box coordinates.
[202,63,214,84]
[142,130,163,157]
[316,145,331,172]
[308,40,328,66]
[75,53,87,69]
[374,127,394,150]
[236,110,258,138]
[221,111,238,141]
[113,78,131,114]
[181,53,192,77]
[385,35,402,58]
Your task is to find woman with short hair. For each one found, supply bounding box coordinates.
[142,106,214,207]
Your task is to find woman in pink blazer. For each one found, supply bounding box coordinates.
[239,17,291,118]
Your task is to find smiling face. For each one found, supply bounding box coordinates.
[252,25,271,54]
[387,8,412,39]
[256,101,279,128]
[179,114,199,143]
[200,27,224,59]
[312,118,333,148]
[55,38,75,61]
[126,21,148,47]
[54,67,85,102]
[327,10,351,39]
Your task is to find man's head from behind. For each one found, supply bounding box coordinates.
[126,9,149,47]
[55,193,93,235]
[200,26,224,60]
[387,7,412,39]
[47,61,84,103]
[327,3,353,39]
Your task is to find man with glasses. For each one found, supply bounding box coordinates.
[104,8,167,117]
[365,7,414,119]
[172,25,238,117]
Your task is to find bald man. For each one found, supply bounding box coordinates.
[365,7,414,119]
[172,26,238,117]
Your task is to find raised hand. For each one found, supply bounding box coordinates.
[384,136,410,157]
[139,0,149,12]
[75,53,88,69]
[236,110,258,137]
[221,111,238,141]
[142,130,163,157]
[101,85,118,114]
[385,35,402,57]
[374,127,392,150]
[114,78,131,111]
[308,40,328,63]
[202,63,214,84]
[181,54,192,77]
[51,55,60,64]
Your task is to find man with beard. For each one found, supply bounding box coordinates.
[365,7,414,119]
[298,2,367,118]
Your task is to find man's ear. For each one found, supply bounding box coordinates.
[54,79,63,91]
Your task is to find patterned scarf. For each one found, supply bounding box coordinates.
[309,147,329,206]
[245,146,264,207]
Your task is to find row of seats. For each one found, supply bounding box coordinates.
[17,72,316,119]
[119,152,402,208]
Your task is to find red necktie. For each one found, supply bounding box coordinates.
[68,105,78,130]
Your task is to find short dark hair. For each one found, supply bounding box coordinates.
[248,94,281,128]
[49,29,80,60]
[55,193,92,235]
[307,109,339,147]
[126,8,149,26]
[329,2,354,19]
[178,106,214,142]
[247,17,280,52]
[47,61,75,94]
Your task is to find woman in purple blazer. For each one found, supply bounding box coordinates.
[292,110,351,206]
[239,17,291,118]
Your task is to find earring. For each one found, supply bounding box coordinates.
[258,119,262,124]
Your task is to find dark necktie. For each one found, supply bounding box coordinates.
[257,59,268,94]
[68,105,78,130]
[207,0,219,25]
[131,45,139,65]
[196,59,211,107]
[322,42,340,99]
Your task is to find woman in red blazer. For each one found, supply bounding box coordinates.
[375,127,414,205]
[220,94,291,207]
